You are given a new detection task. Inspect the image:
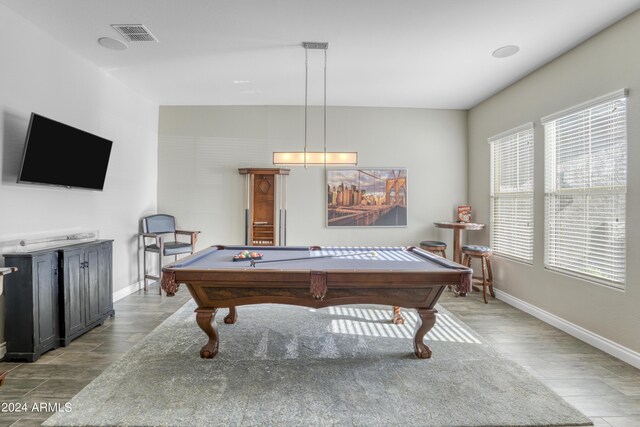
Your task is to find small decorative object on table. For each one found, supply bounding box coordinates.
[457,205,472,223]
[233,250,262,261]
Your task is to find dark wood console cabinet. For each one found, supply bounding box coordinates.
[3,240,114,362]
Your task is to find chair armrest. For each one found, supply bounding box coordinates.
[0,267,17,295]
[175,230,200,249]
[175,230,200,236]
[0,267,17,276]
[141,233,164,247]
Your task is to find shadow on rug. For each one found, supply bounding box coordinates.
[45,301,592,426]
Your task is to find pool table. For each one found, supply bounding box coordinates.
[161,245,472,359]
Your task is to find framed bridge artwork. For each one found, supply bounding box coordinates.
[326,168,408,227]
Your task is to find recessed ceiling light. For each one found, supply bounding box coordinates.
[98,37,128,51]
[492,45,519,58]
[233,80,252,84]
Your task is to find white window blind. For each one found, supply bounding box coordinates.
[542,90,627,287]
[489,123,534,263]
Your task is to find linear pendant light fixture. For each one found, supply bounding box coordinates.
[273,42,357,167]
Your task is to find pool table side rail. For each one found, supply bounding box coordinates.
[161,245,472,298]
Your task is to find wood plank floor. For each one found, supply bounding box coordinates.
[1,286,638,426]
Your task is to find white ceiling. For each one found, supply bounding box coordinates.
[3,0,640,109]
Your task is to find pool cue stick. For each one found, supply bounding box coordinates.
[250,250,378,267]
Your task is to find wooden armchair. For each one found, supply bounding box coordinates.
[141,214,200,294]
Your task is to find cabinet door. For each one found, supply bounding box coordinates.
[251,174,276,245]
[34,253,59,349]
[85,245,102,324]
[63,249,85,338]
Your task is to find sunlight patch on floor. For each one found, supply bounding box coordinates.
[327,306,482,344]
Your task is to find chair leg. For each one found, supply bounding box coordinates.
[440,248,451,290]
[437,248,448,291]
[158,252,163,295]
[486,256,495,298]
[392,306,405,324]
[143,250,148,291]
[462,254,473,295]
[481,257,488,304]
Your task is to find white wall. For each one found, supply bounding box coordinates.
[158,106,467,249]
[468,11,640,356]
[0,5,159,343]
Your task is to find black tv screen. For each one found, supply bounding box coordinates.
[17,113,113,191]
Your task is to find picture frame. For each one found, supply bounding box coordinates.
[326,168,408,227]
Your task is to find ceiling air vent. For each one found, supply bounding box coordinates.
[111,24,158,42]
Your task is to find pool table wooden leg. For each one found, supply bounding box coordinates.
[196,308,219,358]
[224,306,238,324]
[413,308,437,359]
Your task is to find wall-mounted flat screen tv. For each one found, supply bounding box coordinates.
[17,113,113,191]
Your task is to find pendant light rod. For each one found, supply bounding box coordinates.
[323,45,327,169]
[302,42,328,169]
[273,42,357,167]
[304,46,308,169]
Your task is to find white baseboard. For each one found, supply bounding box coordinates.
[113,280,144,302]
[495,289,640,369]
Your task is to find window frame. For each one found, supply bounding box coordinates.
[488,122,535,264]
[541,89,628,288]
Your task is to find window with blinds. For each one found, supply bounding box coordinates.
[489,123,534,263]
[542,89,627,288]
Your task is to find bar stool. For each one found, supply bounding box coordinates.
[420,240,450,292]
[419,240,447,258]
[461,245,494,304]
